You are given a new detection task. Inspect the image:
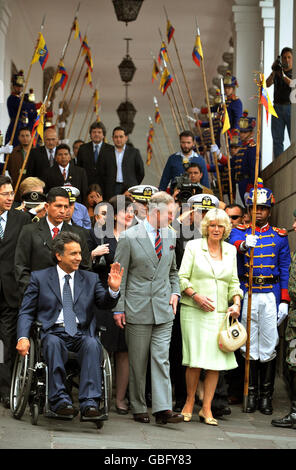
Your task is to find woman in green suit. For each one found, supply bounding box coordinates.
[179,208,243,425]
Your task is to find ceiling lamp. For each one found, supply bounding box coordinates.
[116,84,137,135]
[118,38,136,83]
[112,0,144,25]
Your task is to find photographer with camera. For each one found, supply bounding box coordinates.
[159,131,209,192]
[266,47,293,159]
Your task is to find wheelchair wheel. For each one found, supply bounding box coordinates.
[10,339,35,420]
[102,347,112,412]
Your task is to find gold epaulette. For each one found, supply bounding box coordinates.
[272,226,288,237]
[236,224,250,231]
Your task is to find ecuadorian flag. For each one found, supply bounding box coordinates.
[31,33,49,70]
[167,21,175,44]
[261,74,278,123]
[159,67,173,95]
[192,35,203,67]
[54,61,68,91]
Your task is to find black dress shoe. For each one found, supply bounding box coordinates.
[271,411,296,428]
[116,406,129,415]
[133,413,150,423]
[81,406,101,418]
[154,410,184,425]
[55,403,78,417]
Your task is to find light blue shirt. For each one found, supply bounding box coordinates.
[143,218,161,247]
[115,145,126,183]
[72,202,91,230]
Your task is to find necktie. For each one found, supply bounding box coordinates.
[52,227,59,239]
[63,168,67,181]
[49,150,54,167]
[155,229,162,260]
[63,274,77,337]
[0,217,4,240]
[94,144,99,164]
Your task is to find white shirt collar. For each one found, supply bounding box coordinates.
[56,264,75,281]
[0,211,8,222]
[144,218,159,234]
[115,144,126,155]
[46,216,64,234]
[59,163,69,173]
[93,141,103,151]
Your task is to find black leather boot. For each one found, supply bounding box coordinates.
[246,360,259,413]
[271,371,296,428]
[258,359,276,415]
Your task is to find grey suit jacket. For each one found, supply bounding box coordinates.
[113,222,180,324]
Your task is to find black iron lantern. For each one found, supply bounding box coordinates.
[118,38,136,83]
[112,0,144,25]
[116,84,136,135]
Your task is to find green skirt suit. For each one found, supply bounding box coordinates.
[179,238,243,371]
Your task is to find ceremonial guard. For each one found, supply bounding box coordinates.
[5,72,36,147]
[223,71,243,133]
[229,182,291,415]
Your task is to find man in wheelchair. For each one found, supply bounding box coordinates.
[16,231,122,420]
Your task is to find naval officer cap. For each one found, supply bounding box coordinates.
[128,185,158,203]
[61,185,80,203]
[188,194,219,211]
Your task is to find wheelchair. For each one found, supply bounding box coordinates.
[10,322,112,429]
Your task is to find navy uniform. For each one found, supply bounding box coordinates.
[128,185,158,223]
[223,72,243,133]
[229,184,291,414]
[5,73,37,147]
[214,114,259,204]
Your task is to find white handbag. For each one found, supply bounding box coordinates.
[218,312,247,353]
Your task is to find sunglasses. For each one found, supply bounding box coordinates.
[229,215,241,220]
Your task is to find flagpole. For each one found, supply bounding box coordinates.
[167,89,180,136]
[84,111,95,141]
[154,97,174,154]
[243,51,264,414]
[2,16,46,176]
[159,24,194,133]
[78,92,94,139]
[66,72,87,140]
[196,23,223,200]
[149,116,165,166]
[14,81,51,194]
[221,78,233,204]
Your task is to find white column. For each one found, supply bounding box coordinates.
[0,0,11,139]
[260,0,275,169]
[232,0,263,120]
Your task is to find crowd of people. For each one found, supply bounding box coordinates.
[0,53,295,431]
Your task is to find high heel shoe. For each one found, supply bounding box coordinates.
[199,409,218,426]
[181,408,192,422]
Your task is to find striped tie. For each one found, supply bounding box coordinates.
[0,216,4,239]
[155,229,162,260]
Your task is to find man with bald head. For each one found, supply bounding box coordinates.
[26,127,59,179]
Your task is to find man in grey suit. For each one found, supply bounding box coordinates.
[113,192,183,424]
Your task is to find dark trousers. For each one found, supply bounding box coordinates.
[42,328,102,412]
[169,304,186,404]
[0,296,17,397]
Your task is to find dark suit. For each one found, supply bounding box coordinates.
[26,146,52,179]
[76,141,113,187]
[100,145,145,201]
[17,266,119,411]
[43,162,88,203]
[0,209,31,398]
[14,216,91,297]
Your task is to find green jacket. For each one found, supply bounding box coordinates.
[178,237,243,313]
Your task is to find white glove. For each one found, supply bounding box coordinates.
[0,144,13,154]
[245,234,259,248]
[277,303,289,326]
[210,144,222,160]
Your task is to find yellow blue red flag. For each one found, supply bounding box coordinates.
[192,34,203,67]
[261,74,278,122]
[31,33,49,70]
